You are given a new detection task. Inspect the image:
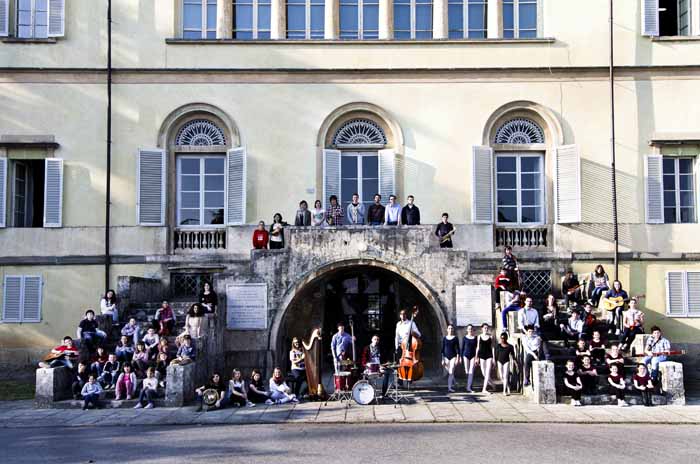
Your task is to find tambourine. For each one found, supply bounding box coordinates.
[203,388,219,406]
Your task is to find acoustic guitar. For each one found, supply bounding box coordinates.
[42,350,77,363]
[602,294,645,312]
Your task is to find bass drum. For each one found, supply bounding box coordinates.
[352,380,375,405]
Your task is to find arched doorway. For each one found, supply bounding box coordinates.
[272,263,445,381]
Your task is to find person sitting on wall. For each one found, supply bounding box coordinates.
[561,270,582,309]
[642,326,671,384]
[619,298,645,352]
[494,269,511,292]
[39,335,80,369]
[252,221,270,249]
[170,334,197,366]
[346,193,366,225]
[154,300,175,336]
[501,246,519,290]
[384,195,402,226]
[500,290,524,333]
[326,195,344,226]
[77,310,107,352]
[367,194,385,226]
[401,195,421,225]
[435,213,455,248]
[195,372,227,412]
[294,200,312,226]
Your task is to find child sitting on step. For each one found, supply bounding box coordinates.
[115,363,137,401]
[633,363,654,407]
[578,356,598,395]
[90,346,108,378]
[574,339,590,369]
[134,367,158,409]
[589,331,606,366]
[563,359,583,406]
[98,353,120,389]
[606,344,625,375]
[132,342,150,377]
[607,363,627,407]
[81,375,103,410]
[114,335,134,364]
[155,351,169,388]
[142,327,161,360]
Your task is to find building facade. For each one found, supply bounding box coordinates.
[1,0,700,377]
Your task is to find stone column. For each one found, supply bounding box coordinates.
[216,0,233,39]
[35,366,73,408]
[271,0,287,39]
[432,0,448,39]
[523,360,556,404]
[660,361,686,406]
[487,0,502,38]
[379,0,393,39]
[325,0,339,39]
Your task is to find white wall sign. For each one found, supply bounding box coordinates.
[456,285,493,327]
[226,283,268,330]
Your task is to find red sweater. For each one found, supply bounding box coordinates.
[253,230,269,249]
[494,275,511,290]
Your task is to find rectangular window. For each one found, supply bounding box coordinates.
[656,0,691,36]
[340,152,379,210]
[2,275,42,323]
[448,0,487,39]
[10,159,44,228]
[394,0,433,39]
[340,0,378,39]
[286,0,325,39]
[177,155,226,226]
[663,157,696,224]
[233,0,270,39]
[503,0,537,38]
[183,0,217,39]
[667,271,700,317]
[496,153,544,224]
[17,0,48,39]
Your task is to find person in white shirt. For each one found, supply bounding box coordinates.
[268,367,298,404]
[134,367,158,409]
[560,311,584,341]
[384,195,402,226]
[522,326,542,386]
[517,297,540,333]
[100,289,119,324]
[394,309,421,355]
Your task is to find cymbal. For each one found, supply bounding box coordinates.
[382,363,400,369]
[340,359,355,366]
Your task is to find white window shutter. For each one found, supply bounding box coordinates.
[645,155,664,223]
[0,0,8,37]
[323,149,341,205]
[687,272,700,315]
[471,146,494,224]
[43,158,63,228]
[641,0,659,36]
[226,147,246,225]
[2,276,22,322]
[0,157,7,228]
[378,149,396,200]
[554,145,581,223]
[47,0,65,37]
[21,276,42,322]
[666,271,686,316]
[137,149,166,226]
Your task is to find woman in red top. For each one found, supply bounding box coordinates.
[252,221,269,249]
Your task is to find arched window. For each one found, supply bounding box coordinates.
[394,0,433,39]
[333,119,387,147]
[339,0,379,39]
[494,118,544,145]
[448,0,487,39]
[175,119,227,146]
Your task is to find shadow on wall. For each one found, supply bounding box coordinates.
[580,158,640,225]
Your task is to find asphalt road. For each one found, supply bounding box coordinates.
[2,423,698,463]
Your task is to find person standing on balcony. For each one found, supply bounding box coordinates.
[346,193,366,225]
[367,194,385,225]
[326,195,344,226]
[501,246,519,290]
[252,221,269,249]
[294,200,312,226]
[401,195,420,225]
[269,213,286,249]
[311,200,326,227]
[384,195,401,226]
[435,213,455,248]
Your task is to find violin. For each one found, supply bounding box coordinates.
[398,305,424,382]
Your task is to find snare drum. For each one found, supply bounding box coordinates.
[352,380,376,405]
[334,372,352,391]
[366,362,380,374]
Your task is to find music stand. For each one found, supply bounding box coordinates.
[383,368,409,407]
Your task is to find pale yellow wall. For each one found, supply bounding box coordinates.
[1,1,700,69]
[0,264,162,349]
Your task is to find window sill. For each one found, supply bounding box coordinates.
[165,37,556,45]
[651,36,700,42]
[1,37,57,44]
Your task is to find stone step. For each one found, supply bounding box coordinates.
[52,397,169,409]
[559,393,668,406]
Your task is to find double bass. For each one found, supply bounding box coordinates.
[398,306,424,383]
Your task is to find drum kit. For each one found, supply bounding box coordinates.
[327,360,406,407]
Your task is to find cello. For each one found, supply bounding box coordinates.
[398,306,424,383]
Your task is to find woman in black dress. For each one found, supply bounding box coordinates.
[475,323,494,395]
[441,324,461,393]
[494,332,516,395]
[199,281,218,315]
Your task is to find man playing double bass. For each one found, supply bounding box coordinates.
[394,309,422,386]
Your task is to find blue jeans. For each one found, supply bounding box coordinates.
[370,221,383,226]
[81,331,107,350]
[501,303,521,330]
[590,286,608,305]
[643,355,667,380]
[83,393,100,409]
[49,358,74,369]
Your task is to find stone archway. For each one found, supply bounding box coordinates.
[268,258,448,378]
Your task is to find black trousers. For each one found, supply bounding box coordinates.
[566,387,582,401]
[290,369,307,398]
[609,385,625,400]
[581,375,597,394]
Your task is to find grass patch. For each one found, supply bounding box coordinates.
[0,380,35,401]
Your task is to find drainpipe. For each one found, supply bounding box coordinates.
[105,0,113,292]
[609,0,619,280]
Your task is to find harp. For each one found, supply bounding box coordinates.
[302,328,325,400]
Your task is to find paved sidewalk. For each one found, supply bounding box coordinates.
[3,391,700,428]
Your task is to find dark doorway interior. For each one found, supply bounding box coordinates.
[278,266,441,377]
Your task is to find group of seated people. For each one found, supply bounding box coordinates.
[561,325,670,407]
[194,367,300,412]
[251,194,457,249]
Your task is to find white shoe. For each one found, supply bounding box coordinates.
[133,403,143,409]
[144,403,154,409]
[246,401,255,408]
[265,399,274,405]
[466,388,474,393]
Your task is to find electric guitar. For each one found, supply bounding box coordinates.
[629,350,686,358]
